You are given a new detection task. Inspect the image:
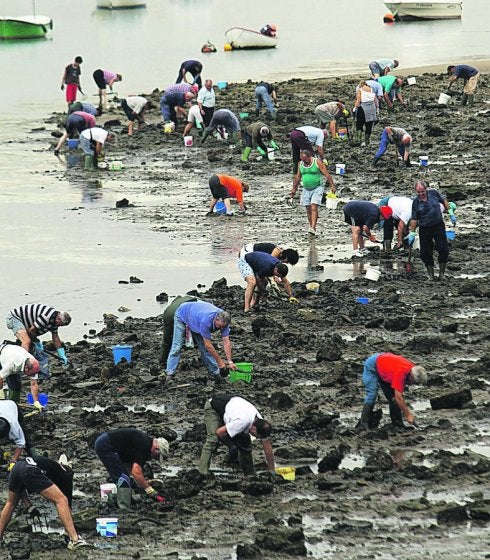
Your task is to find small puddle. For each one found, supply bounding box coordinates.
[58,403,171,414]
[411,400,431,411]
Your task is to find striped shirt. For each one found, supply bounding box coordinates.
[164,83,193,95]
[10,304,58,335]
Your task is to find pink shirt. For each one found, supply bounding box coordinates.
[103,70,117,85]
[73,111,96,128]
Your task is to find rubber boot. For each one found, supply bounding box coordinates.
[467,95,474,106]
[438,262,447,280]
[354,130,362,146]
[241,146,252,162]
[116,487,132,511]
[231,131,241,145]
[426,265,435,280]
[84,155,95,171]
[197,447,213,476]
[254,108,260,118]
[364,133,371,147]
[372,157,380,167]
[461,93,468,106]
[238,449,255,476]
[9,390,21,403]
[389,400,405,429]
[355,403,374,432]
[200,129,211,145]
[271,109,277,120]
[405,157,412,168]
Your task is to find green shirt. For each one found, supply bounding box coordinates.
[300,158,322,190]
[378,75,400,94]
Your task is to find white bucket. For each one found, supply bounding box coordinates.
[326,197,339,209]
[306,281,320,294]
[407,76,417,86]
[184,135,193,147]
[335,163,346,176]
[438,92,451,105]
[96,517,118,537]
[267,147,275,160]
[419,155,429,167]
[365,267,381,282]
[413,236,420,250]
[100,483,117,502]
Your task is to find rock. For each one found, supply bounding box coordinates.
[156,292,168,302]
[430,388,473,410]
[116,198,130,208]
[316,344,342,362]
[437,505,469,524]
[129,276,144,284]
[269,391,295,410]
[236,544,263,559]
[255,527,307,556]
[241,480,274,496]
[318,445,349,472]
[331,519,374,532]
[365,450,394,471]
[384,315,411,331]
[118,306,131,312]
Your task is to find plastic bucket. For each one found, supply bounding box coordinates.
[407,77,417,86]
[184,135,193,147]
[229,371,252,383]
[446,230,456,241]
[163,122,175,134]
[111,345,132,364]
[67,139,79,149]
[26,392,49,406]
[306,281,320,294]
[326,197,339,209]
[419,155,429,167]
[267,147,275,160]
[275,467,296,481]
[438,92,451,105]
[239,112,249,119]
[96,518,118,537]
[235,362,253,373]
[335,164,346,176]
[214,201,226,214]
[100,483,117,502]
[338,127,347,139]
[109,161,123,171]
[217,81,227,90]
[356,297,370,304]
[413,236,420,250]
[365,267,381,282]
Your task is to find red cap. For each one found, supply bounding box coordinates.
[379,206,393,220]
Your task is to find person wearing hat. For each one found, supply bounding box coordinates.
[6,304,72,367]
[121,95,148,136]
[198,394,276,478]
[241,122,279,162]
[200,109,242,145]
[372,126,412,167]
[254,81,278,119]
[176,60,203,89]
[447,64,480,106]
[207,174,249,215]
[290,149,336,236]
[0,343,41,408]
[368,58,399,78]
[314,100,349,140]
[92,69,122,110]
[343,201,392,258]
[94,428,170,510]
[356,353,427,432]
[0,453,88,550]
[289,125,328,174]
[60,56,83,108]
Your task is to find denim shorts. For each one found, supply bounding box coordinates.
[301,186,323,206]
[5,314,25,335]
[238,258,254,280]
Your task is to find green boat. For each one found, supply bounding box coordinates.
[0,15,52,39]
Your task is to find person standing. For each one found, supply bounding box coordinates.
[121,96,148,136]
[372,126,412,167]
[407,180,452,280]
[290,149,336,236]
[368,58,399,78]
[343,201,392,258]
[200,109,241,145]
[6,305,71,366]
[314,101,347,139]
[94,428,170,509]
[0,344,41,408]
[198,395,276,477]
[356,353,427,431]
[241,123,279,162]
[197,79,216,127]
[289,126,327,174]
[176,60,203,88]
[447,64,480,106]
[165,301,237,383]
[353,82,377,147]
[255,81,277,119]
[60,56,83,108]
[92,69,122,109]
[159,296,198,367]
[207,174,249,215]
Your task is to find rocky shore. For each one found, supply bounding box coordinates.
[4,70,489,559]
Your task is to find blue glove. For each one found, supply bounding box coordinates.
[33,340,43,354]
[56,347,68,365]
[405,232,416,246]
[450,214,457,225]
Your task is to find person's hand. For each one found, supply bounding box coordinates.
[289,297,299,304]
[56,347,69,365]
[450,214,457,226]
[369,234,377,243]
[227,361,237,371]
[205,211,214,217]
[33,401,44,412]
[405,232,417,246]
[61,84,64,91]
[406,412,415,425]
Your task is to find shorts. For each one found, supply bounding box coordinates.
[209,175,228,200]
[238,258,254,279]
[344,213,363,227]
[93,69,106,90]
[9,458,53,495]
[5,314,25,335]
[187,105,203,125]
[463,73,479,95]
[301,186,323,206]
[314,105,336,123]
[65,83,78,104]
[238,243,254,259]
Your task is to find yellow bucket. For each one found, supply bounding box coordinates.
[275,467,296,481]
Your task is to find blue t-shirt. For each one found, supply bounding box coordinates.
[176,301,230,339]
[453,65,478,80]
[411,189,445,227]
[343,201,379,228]
[244,252,280,278]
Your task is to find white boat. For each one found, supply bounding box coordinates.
[225,27,277,50]
[96,0,146,9]
[384,1,462,20]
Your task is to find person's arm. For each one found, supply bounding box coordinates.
[394,390,414,424]
[316,145,325,160]
[290,170,301,197]
[447,75,457,89]
[108,77,119,89]
[30,379,40,403]
[51,332,62,350]
[215,425,235,447]
[61,68,67,89]
[317,160,335,193]
[396,220,407,247]
[383,91,393,108]
[353,89,361,111]
[280,277,293,298]
[202,337,226,368]
[261,439,275,472]
[221,335,236,370]
[130,462,150,489]
[396,90,404,104]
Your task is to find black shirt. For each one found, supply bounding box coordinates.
[108,428,153,467]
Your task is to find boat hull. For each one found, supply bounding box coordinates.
[384,1,462,19]
[0,16,52,40]
[97,0,146,9]
[225,27,277,49]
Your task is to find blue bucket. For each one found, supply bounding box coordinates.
[214,201,226,214]
[217,81,227,90]
[356,297,370,305]
[27,392,49,406]
[446,230,456,241]
[111,345,132,364]
[67,139,79,149]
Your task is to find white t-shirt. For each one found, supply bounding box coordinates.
[224,397,262,438]
[126,96,147,114]
[0,345,37,381]
[388,196,413,225]
[297,126,324,148]
[0,400,26,448]
[81,127,108,144]
[197,86,216,108]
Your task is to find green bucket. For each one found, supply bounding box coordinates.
[239,112,249,119]
[234,362,253,373]
[229,371,252,383]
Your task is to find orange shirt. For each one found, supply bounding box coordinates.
[217,174,244,203]
[376,353,414,393]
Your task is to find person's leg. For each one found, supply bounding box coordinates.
[310,204,319,229]
[193,334,219,377]
[5,315,30,350]
[244,274,257,312]
[351,225,362,250]
[356,354,380,430]
[6,374,22,403]
[94,433,129,484]
[329,119,337,139]
[369,62,381,78]
[165,318,186,377]
[419,226,435,278]
[40,485,78,542]
[373,129,389,162]
[263,92,274,114]
[0,491,20,539]
[378,380,404,428]
[234,434,255,475]
[433,222,449,278]
[197,401,221,475]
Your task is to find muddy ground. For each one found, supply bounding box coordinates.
[2,71,490,559]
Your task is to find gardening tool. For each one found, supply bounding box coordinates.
[405,245,414,273]
[362,233,382,244]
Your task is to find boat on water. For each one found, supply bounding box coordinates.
[225,27,278,50]
[384,1,463,20]
[0,15,52,39]
[96,0,146,9]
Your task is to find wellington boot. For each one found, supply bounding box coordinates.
[389,401,405,429]
[364,133,371,147]
[254,108,260,118]
[438,262,447,280]
[353,130,362,145]
[200,129,211,144]
[241,147,252,162]
[116,487,132,511]
[467,95,474,106]
[461,93,468,106]
[231,132,241,146]
[9,390,21,403]
[84,155,95,171]
[238,450,255,476]
[355,403,374,432]
[426,265,435,280]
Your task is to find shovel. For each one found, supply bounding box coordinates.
[405,245,414,273]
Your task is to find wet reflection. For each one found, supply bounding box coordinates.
[351,260,366,279]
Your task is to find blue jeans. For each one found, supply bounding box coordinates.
[94,432,130,485]
[375,129,390,158]
[255,86,274,114]
[362,353,382,404]
[166,315,219,377]
[5,314,25,335]
[80,135,94,156]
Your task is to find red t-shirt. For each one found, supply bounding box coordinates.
[217,174,244,203]
[376,353,414,392]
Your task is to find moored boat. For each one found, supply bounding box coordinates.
[0,15,52,40]
[225,27,277,50]
[96,0,146,9]
[384,1,463,20]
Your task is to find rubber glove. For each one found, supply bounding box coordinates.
[256,146,267,156]
[8,462,16,472]
[33,401,44,412]
[450,214,457,225]
[61,84,64,91]
[448,202,457,213]
[405,232,417,246]
[0,389,5,400]
[33,340,43,354]
[56,347,68,365]
[145,486,167,503]
[270,140,279,150]
[289,297,299,304]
